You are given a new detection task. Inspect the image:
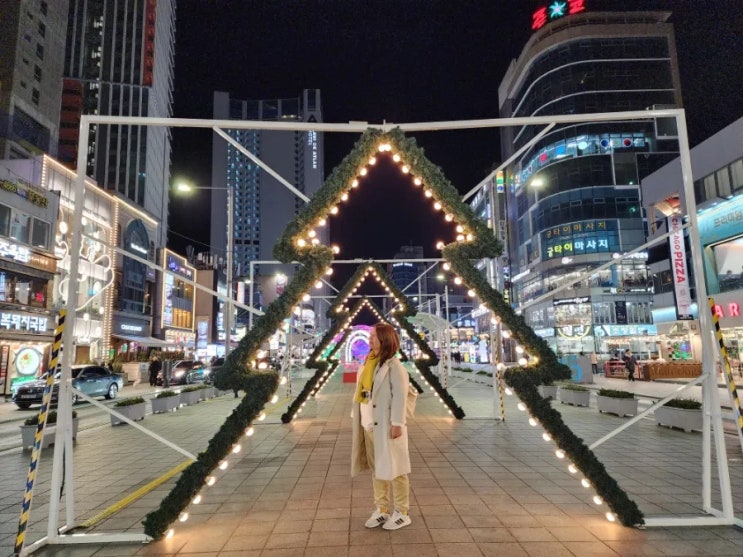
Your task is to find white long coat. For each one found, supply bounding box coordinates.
[351,357,411,481]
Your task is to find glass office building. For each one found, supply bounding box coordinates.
[497,10,683,358]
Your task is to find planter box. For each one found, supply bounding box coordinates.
[122,362,147,384]
[151,396,179,414]
[179,390,201,406]
[655,406,702,433]
[597,395,638,417]
[111,402,146,425]
[538,385,559,399]
[559,388,590,407]
[21,418,79,450]
[199,387,215,401]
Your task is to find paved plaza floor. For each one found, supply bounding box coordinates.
[3,371,743,556]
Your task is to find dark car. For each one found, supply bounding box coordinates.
[157,360,207,386]
[12,365,124,409]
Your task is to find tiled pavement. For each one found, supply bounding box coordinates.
[4,371,743,556]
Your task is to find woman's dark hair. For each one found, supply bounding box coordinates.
[374,323,400,364]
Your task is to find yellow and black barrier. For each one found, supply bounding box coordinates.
[709,298,743,437]
[15,310,65,555]
[496,367,506,421]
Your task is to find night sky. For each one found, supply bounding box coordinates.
[169,0,743,290]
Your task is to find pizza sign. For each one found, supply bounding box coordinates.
[532,0,586,31]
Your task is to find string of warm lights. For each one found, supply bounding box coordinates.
[505,387,620,523]
[289,261,466,420]
[147,128,642,540]
[161,375,286,540]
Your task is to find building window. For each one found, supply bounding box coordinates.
[33,65,42,81]
[38,21,46,38]
[40,1,48,15]
[730,159,743,192]
[703,174,716,200]
[31,88,40,105]
[9,213,31,244]
[716,167,732,198]
[0,204,11,236]
[31,218,50,249]
[35,43,44,60]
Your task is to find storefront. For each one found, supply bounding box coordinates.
[710,293,743,372]
[161,250,196,356]
[0,309,57,396]
[0,168,60,395]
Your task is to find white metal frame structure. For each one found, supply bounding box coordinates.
[23,108,732,554]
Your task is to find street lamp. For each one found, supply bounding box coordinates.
[174,182,234,358]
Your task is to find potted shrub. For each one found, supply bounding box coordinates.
[538,377,558,400]
[198,383,215,401]
[111,396,146,425]
[558,384,590,407]
[20,411,78,450]
[596,389,638,417]
[151,390,179,413]
[655,398,702,432]
[179,385,202,406]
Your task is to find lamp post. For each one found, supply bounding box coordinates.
[175,182,233,358]
[436,272,451,387]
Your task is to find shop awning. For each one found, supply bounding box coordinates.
[112,334,175,347]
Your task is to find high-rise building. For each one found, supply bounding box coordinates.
[0,0,69,160]
[495,9,683,358]
[211,89,325,328]
[59,0,175,245]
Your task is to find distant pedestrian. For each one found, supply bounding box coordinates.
[624,350,637,382]
[148,356,162,387]
[590,352,599,374]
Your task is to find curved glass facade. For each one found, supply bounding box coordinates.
[498,14,681,358]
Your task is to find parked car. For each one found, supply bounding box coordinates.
[203,357,224,382]
[12,365,124,409]
[157,360,207,386]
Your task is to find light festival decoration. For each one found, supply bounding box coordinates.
[144,128,643,541]
[504,387,619,523]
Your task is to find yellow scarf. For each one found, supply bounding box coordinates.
[354,354,379,404]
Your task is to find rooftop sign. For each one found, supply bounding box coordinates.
[532,0,586,31]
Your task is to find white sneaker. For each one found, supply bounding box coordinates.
[383,510,411,530]
[364,508,390,528]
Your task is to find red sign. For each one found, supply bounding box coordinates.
[713,303,741,318]
[532,0,586,31]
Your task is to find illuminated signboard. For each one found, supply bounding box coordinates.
[532,0,586,31]
[0,312,49,332]
[0,179,48,207]
[542,220,618,260]
[0,239,30,263]
[596,324,658,337]
[161,249,196,330]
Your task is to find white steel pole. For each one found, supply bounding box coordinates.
[248,261,255,330]
[225,187,233,358]
[676,111,734,517]
[47,120,88,539]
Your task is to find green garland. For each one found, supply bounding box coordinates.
[443,245,643,526]
[144,127,642,537]
[143,371,278,537]
[282,260,466,421]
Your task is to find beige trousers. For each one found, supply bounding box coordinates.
[363,429,410,514]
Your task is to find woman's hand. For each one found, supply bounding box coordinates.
[390,425,403,439]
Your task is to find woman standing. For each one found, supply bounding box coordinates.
[351,323,412,530]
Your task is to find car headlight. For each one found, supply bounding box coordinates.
[174,370,185,377]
